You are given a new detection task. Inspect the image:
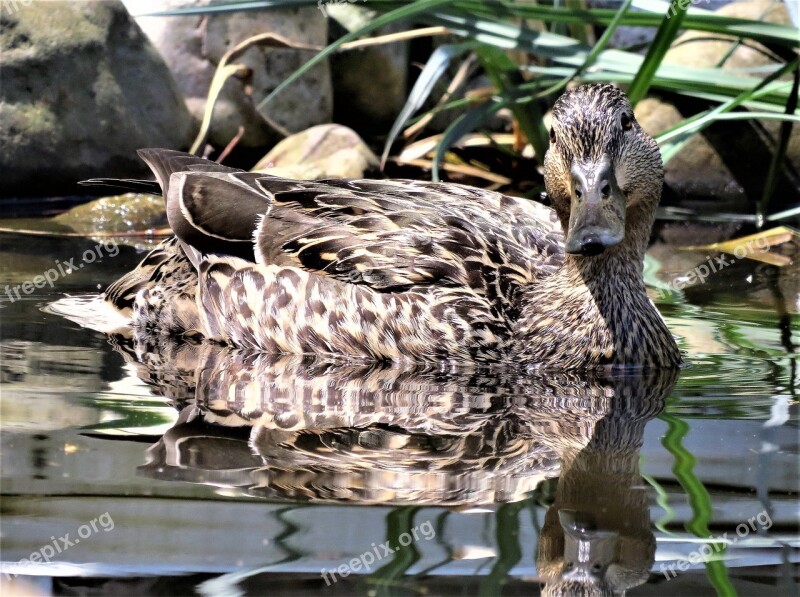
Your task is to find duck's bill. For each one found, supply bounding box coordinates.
[564,156,626,257]
[559,509,619,581]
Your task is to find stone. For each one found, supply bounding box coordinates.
[636,0,799,208]
[663,0,793,70]
[326,4,408,135]
[128,0,332,149]
[252,124,378,179]
[53,193,167,234]
[0,0,195,198]
[594,1,738,50]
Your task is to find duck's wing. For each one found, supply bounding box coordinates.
[253,178,564,294]
[137,149,268,261]
[139,149,564,303]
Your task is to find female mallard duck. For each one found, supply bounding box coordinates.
[65,84,681,368]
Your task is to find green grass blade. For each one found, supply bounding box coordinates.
[576,0,634,78]
[566,0,592,46]
[479,501,524,597]
[758,64,799,221]
[627,1,690,105]
[367,506,421,596]
[641,467,677,535]
[657,57,800,161]
[661,412,736,597]
[134,0,318,16]
[426,8,793,104]
[475,44,548,158]
[709,112,800,123]
[450,1,800,47]
[146,1,800,48]
[528,0,634,102]
[432,99,505,181]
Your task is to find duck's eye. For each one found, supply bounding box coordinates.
[549,127,556,143]
[621,113,632,131]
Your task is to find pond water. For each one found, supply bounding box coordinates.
[1,230,797,596]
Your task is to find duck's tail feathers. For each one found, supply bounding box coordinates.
[77,150,243,197]
[137,149,242,197]
[44,294,132,335]
[78,178,163,195]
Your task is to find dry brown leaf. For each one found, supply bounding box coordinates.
[680,226,798,267]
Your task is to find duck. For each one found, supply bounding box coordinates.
[61,84,682,369]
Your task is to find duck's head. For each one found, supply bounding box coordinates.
[544,84,663,258]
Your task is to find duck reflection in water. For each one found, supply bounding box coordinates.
[113,335,677,595]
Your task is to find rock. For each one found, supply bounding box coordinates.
[326,4,408,135]
[635,98,749,205]
[664,0,791,69]
[593,1,738,50]
[636,0,799,208]
[0,0,194,198]
[128,0,332,149]
[252,124,378,179]
[53,193,166,234]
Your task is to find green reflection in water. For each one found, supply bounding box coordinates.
[661,411,735,597]
[367,506,421,596]
[479,501,525,597]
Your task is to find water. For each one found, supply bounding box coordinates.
[1,231,797,596]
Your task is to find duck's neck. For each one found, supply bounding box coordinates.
[562,242,646,290]
[514,231,679,368]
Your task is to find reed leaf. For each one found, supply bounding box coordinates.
[627,1,689,105]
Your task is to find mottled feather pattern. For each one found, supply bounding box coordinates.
[106,236,202,335]
[161,171,567,362]
[252,176,563,298]
[195,256,506,361]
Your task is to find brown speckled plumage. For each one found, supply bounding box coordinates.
[59,84,681,369]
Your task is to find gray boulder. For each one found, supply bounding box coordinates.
[130,0,332,149]
[0,0,194,198]
[637,0,799,209]
[326,4,408,135]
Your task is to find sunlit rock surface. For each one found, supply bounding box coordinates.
[637,0,799,209]
[52,194,166,235]
[252,124,378,179]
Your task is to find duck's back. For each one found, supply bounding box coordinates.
[258,177,563,291]
[62,150,566,362]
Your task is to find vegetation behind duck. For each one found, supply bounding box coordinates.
[51,84,682,369]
